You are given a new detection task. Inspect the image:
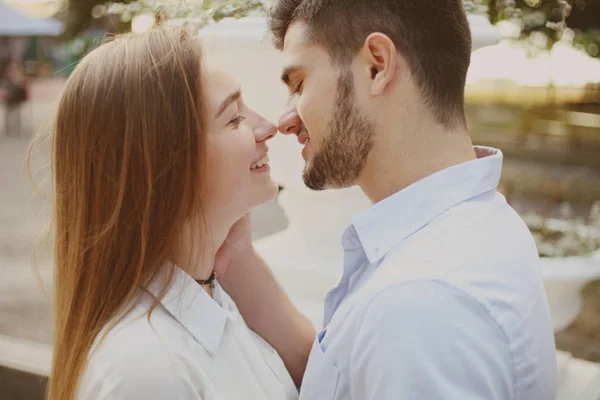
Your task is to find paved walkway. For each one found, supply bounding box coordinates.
[0,78,63,344]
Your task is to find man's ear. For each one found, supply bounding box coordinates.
[361,33,398,96]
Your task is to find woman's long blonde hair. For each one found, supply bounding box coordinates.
[47,27,207,400]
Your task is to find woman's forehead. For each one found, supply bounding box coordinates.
[203,55,241,113]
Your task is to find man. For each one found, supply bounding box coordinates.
[216,1,556,398]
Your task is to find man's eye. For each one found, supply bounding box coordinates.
[294,80,304,94]
[228,115,246,128]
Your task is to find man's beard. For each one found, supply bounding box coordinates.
[303,71,375,191]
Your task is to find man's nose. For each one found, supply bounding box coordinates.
[278,108,302,136]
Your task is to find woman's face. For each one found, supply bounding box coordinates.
[202,55,279,226]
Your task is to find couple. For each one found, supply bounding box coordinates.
[46,0,557,399]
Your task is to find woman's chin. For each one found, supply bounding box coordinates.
[250,180,280,208]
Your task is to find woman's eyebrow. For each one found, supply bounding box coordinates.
[214,89,241,119]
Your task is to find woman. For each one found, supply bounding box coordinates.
[47,27,300,400]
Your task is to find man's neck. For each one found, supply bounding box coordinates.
[358,124,476,204]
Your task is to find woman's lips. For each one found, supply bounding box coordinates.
[250,153,269,170]
[251,164,270,172]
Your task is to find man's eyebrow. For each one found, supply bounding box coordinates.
[281,65,302,85]
[214,89,241,119]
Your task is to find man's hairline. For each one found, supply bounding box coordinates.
[278,18,404,70]
[278,20,362,78]
[276,27,460,128]
[271,5,468,128]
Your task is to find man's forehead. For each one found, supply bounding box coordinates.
[281,20,326,74]
[282,19,312,54]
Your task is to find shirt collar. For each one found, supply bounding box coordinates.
[146,266,227,354]
[352,146,503,264]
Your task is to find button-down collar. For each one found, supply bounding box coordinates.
[352,146,502,264]
[146,267,228,353]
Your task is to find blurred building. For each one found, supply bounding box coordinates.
[0,1,63,77]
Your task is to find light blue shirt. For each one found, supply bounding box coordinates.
[299,147,556,400]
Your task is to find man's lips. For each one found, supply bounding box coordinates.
[297,131,310,145]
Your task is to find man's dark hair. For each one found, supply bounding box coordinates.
[268,0,472,128]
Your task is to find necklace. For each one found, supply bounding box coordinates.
[195,271,216,288]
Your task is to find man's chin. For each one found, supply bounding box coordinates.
[302,165,324,191]
[302,166,355,191]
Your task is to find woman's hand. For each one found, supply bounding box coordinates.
[213,213,254,280]
[213,213,314,386]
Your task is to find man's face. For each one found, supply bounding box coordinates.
[278,21,375,190]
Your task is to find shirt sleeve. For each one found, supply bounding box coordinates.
[350,280,513,400]
[77,346,202,400]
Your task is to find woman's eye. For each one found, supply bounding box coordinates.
[228,115,246,128]
[294,80,303,94]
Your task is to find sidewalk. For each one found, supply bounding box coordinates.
[1,77,65,139]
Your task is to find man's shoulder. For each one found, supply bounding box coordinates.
[341,281,513,373]
[368,199,547,329]
[346,276,555,400]
[331,278,497,340]
[336,281,518,400]
[356,279,496,327]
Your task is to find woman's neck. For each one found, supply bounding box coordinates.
[173,219,231,291]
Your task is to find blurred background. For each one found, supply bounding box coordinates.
[0,0,599,398]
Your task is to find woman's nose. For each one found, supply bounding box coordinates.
[255,120,277,142]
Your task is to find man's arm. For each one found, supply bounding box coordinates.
[215,216,315,387]
[350,281,513,399]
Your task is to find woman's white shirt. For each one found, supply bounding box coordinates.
[77,268,299,400]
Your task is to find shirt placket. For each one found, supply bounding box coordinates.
[322,244,368,327]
